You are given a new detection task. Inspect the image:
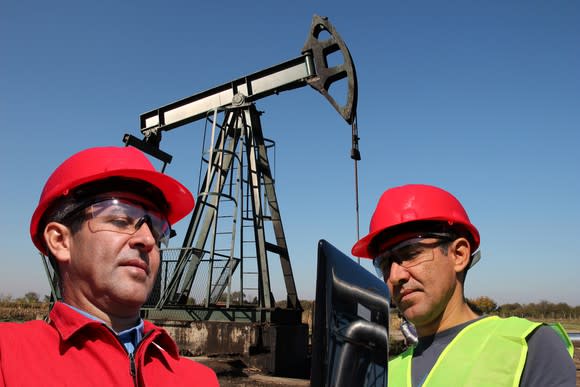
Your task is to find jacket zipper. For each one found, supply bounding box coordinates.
[128,330,154,387]
[105,324,154,387]
[129,352,137,386]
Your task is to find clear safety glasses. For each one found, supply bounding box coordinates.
[373,233,455,279]
[82,197,171,247]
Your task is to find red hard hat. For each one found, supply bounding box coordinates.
[30,146,195,254]
[351,184,480,258]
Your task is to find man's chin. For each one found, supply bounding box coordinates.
[110,289,151,310]
[399,304,423,323]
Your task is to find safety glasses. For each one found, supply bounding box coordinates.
[82,197,171,247]
[373,233,455,279]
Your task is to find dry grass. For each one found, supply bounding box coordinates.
[0,303,49,322]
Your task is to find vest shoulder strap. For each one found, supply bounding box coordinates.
[547,322,574,357]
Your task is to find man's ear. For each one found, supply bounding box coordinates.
[44,222,73,263]
[451,237,471,274]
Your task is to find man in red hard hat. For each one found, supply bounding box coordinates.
[0,146,218,386]
[352,184,575,386]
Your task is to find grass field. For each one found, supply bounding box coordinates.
[530,318,580,332]
[3,302,580,330]
[0,303,49,322]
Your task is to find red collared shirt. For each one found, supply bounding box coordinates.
[0,302,218,386]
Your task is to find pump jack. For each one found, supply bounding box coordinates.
[121,15,358,328]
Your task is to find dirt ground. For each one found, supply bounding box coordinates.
[191,357,309,387]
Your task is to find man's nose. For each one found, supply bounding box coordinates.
[388,262,410,285]
[130,221,157,250]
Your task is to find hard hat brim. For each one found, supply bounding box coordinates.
[30,168,194,254]
[351,217,480,259]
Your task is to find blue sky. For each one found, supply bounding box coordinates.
[1,1,579,306]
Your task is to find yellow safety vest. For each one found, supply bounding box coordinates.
[388,316,574,387]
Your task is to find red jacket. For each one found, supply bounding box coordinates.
[0,302,219,386]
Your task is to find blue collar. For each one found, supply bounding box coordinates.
[63,303,144,354]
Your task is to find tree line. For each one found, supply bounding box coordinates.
[2,293,580,321]
[467,296,580,320]
[0,292,50,305]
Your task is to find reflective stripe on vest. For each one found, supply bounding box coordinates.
[388,316,573,387]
